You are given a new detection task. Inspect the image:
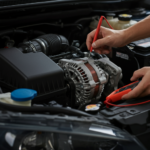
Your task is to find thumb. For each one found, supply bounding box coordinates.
[130,68,145,81]
[92,37,110,48]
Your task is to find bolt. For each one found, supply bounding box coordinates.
[120,113,127,117]
[130,110,136,113]
[75,43,80,48]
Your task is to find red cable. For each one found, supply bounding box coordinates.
[90,16,113,52]
[105,99,150,107]
[103,16,114,29]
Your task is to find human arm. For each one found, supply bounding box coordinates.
[86,15,150,54]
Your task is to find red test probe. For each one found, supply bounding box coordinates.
[104,81,150,108]
[90,16,114,53]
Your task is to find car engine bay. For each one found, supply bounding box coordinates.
[1,0,150,150]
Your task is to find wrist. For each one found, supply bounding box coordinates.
[121,28,132,46]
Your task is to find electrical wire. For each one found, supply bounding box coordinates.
[125,45,140,70]
[133,55,140,69]
[0,29,27,37]
[0,29,45,39]
[105,98,150,107]
[16,23,83,30]
[90,16,114,52]
[0,101,93,117]
[75,16,99,24]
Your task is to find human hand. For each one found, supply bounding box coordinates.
[86,26,127,54]
[122,67,150,100]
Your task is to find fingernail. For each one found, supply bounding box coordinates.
[92,43,96,48]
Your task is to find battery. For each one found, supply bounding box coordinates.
[112,37,150,84]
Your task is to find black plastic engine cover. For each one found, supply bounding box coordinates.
[99,97,150,150]
[0,48,66,103]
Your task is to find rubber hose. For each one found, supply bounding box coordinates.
[0,102,92,117]
[0,29,27,37]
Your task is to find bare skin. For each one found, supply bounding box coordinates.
[86,15,150,54]
[86,27,127,54]
[122,67,150,100]
[86,15,150,100]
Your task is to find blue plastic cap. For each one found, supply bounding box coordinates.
[11,88,37,102]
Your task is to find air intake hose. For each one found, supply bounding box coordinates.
[19,34,69,56]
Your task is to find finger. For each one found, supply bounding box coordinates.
[138,89,150,98]
[94,49,102,54]
[130,68,146,81]
[92,37,110,49]
[138,76,150,98]
[101,46,111,54]
[94,50,110,54]
[102,50,110,54]
[86,29,96,50]
[94,48,110,54]
[122,80,145,100]
[103,45,110,50]
[100,49,110,54]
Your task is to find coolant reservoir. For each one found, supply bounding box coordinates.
[89,18,99,31]
[114,14,137,30]
[102,13,118,29]
[0,89,37,106]
[89,13,118,30]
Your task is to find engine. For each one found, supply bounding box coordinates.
[0,34,122,109]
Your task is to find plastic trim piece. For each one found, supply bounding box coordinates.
[0,0,137,10]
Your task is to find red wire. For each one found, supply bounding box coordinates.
[103,16,114,29]
[90,16,113,52]
[105,99,150,107]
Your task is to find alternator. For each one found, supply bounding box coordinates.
[58,57,107,107]
[58,57,122,107]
